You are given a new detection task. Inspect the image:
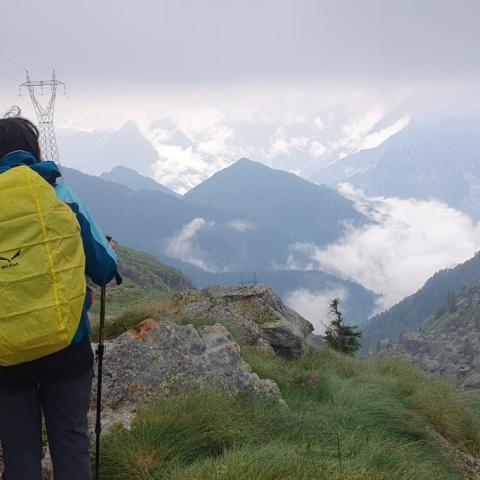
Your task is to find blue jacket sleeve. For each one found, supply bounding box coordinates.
[56,184,117,286]
[69,204,117,285]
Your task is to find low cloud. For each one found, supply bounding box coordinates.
[227,219,257,233]
[285,287,348,334]
[165,218,216,271]
[287,187,480,310]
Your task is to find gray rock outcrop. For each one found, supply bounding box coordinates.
[175,285,313,358]
[97,319,282,409]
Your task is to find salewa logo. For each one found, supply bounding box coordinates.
[0,250,20,270]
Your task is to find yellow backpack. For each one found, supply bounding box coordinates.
[0,166,86,367]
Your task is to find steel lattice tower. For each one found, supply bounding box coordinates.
[20,70,65,163]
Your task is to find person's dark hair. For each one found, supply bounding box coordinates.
[0,117,41,161]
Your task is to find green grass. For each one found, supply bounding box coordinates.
[89,244,194,316]
[98,346,480,479]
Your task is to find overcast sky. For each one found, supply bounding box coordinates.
[1,0,479,189]
[2,0,480,87]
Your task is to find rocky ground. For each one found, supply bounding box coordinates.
[383,282,480,389]
[96,319,283,410]
[384,329,480,389]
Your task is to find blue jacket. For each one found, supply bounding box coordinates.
[0,150,118,345]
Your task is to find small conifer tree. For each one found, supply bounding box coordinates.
[323,298,361,355]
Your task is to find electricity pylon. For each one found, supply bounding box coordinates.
[20,70,65,163]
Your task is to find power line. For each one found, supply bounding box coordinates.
[55,133,92,174]
[0,50,28,72]
[0,48,123,174]
[0,70,22,84]
[0,51,105,171]
[58,106,118,172]
[0,83,20,97]
[65,94,126,167]
[56,114,109,173]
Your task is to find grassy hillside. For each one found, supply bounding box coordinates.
[91,245,194,315]
[99,346,480,480]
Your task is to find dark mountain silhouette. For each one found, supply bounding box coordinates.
[185,158,366,246]
[100,165,180,197]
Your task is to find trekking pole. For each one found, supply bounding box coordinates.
[95,285,107,480]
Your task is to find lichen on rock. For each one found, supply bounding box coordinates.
[95,319,283,410]
[175,285,313,358]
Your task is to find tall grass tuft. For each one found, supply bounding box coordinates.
[98,346,480,479]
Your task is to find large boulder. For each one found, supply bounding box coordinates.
[97,319,281,409]
[175,285,313,358]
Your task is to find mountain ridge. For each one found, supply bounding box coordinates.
[313,113,480,220]
[185,157,367,246]
[362,251,480,353]
[100,165,180,197]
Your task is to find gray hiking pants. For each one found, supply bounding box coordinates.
[0,370,93,480]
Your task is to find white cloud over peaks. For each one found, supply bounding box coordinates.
[329,109,399,159]
[287,188,480,310]
[165,218,216,271]
[149,108,242,194]
[360,116,410,150]
[263,108,409,176]
[265,128,310,161]
[285,287,348,334]
[309,141,327,158]
[342,108,385,140]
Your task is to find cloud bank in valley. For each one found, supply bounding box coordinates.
[285,287,348,334]
[227,219,257,233]
[287,186,480,310]
[165,218,216,271]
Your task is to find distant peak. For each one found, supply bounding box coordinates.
[109,165,139,174]
[236,157,255,164]
[118,120,140,133]
[231,158,269,169]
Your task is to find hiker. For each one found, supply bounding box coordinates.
[0,117,117,480]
